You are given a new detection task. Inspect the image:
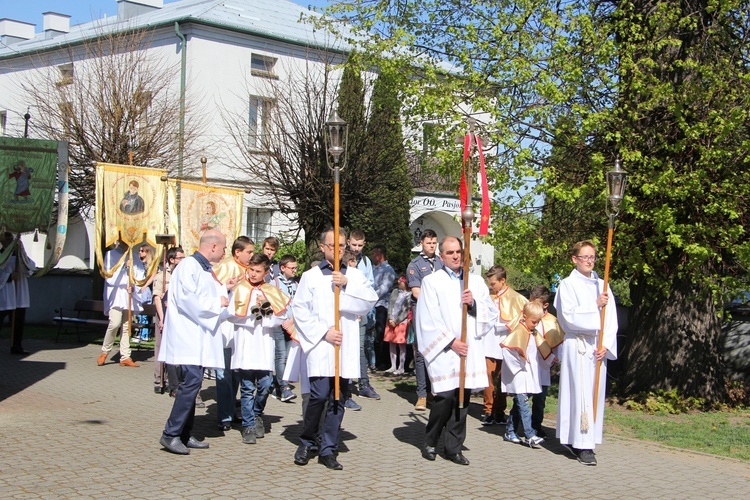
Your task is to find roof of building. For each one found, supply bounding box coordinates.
[0,0,351,59]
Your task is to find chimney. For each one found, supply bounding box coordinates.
[0,18,36,45]
[117,0,164,20]
[43,12,70,39]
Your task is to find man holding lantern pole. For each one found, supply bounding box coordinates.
[292,227,377,470]
[554,240,618,466]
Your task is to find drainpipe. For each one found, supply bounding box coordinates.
[175,22,186,231]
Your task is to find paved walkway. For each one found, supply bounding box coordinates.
[1,338,748,499]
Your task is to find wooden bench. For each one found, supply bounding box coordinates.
[53,299,109,342]
[53,300,158,344]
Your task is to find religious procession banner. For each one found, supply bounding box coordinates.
[173,180,244,254]
[0,137,58,234]
[0,137,64,270]
[95,162,167,279]
[33,141,71,276]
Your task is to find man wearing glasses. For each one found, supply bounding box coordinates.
[152,246,186,394]
[554,240,618,466]
[292,228,377,470]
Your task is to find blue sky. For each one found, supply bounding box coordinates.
[0,0,329,27]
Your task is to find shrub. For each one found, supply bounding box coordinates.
[622,388,707,414]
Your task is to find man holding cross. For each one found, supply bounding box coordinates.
[415,236,497,466]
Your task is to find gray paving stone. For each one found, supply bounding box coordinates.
[1,339,748,498]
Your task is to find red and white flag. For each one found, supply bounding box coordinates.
[460,133,490,236]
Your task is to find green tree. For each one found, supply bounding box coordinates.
[333,58,413,270]
[327,0,750,400]
[611,0,750,400]
[352,70,414,272]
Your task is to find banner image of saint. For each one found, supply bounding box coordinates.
[95,162,167,279]
[95,162,167,248]
[175,181,243,254]
[0,137,58,234]
[119,179,146,214]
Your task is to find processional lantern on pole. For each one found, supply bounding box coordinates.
[324,107,348,402]
[593,158,628,421]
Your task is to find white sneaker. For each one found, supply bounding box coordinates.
[528,436,545,449]
[384,367,396,374]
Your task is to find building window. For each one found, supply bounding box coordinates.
[248,96,274,150]
[0,110,6,136]
[246,208,273,243]
[134,89,152,137]
[58,101,74,136]
[251,53,278,79]
[57,63,74,86]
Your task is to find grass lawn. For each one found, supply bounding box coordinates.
[602,402,750,460]
[389,377,749,461]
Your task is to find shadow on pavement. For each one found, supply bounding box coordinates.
[0,354,66,403]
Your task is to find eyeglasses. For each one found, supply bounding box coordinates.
[285,266,298,271]
[575,255,596,262]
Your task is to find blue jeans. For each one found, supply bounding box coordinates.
[238,369,273,428]
[216,347,239,424]
[272,327,292,389]
[507,393,536,439]
[364,327,376,369]
[358,319,370,388]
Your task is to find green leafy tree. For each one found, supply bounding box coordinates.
[610,0,750,400]
[327,0,750,401]
[351,70,414,272]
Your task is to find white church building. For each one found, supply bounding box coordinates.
[0,0,494,322]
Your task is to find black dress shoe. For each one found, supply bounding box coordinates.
[294,444,312,466]
[218,422,232,431]
[10,348,30,356]
[185,436,209,449]
[159,436,189,455]
[446,453,470,465]
[318,454,343,470]
[154,386,164,394]
[421,445,436,461]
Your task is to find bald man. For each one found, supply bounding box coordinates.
[158,230,239,455]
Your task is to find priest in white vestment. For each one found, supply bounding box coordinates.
[292,228,377,470]
[554,240,618,466]
[158,230,238,455]
[416,236,498,466]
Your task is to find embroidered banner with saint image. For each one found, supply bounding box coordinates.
[0,137,58,234]
[95,162,167,278]
[175,180,244,254]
